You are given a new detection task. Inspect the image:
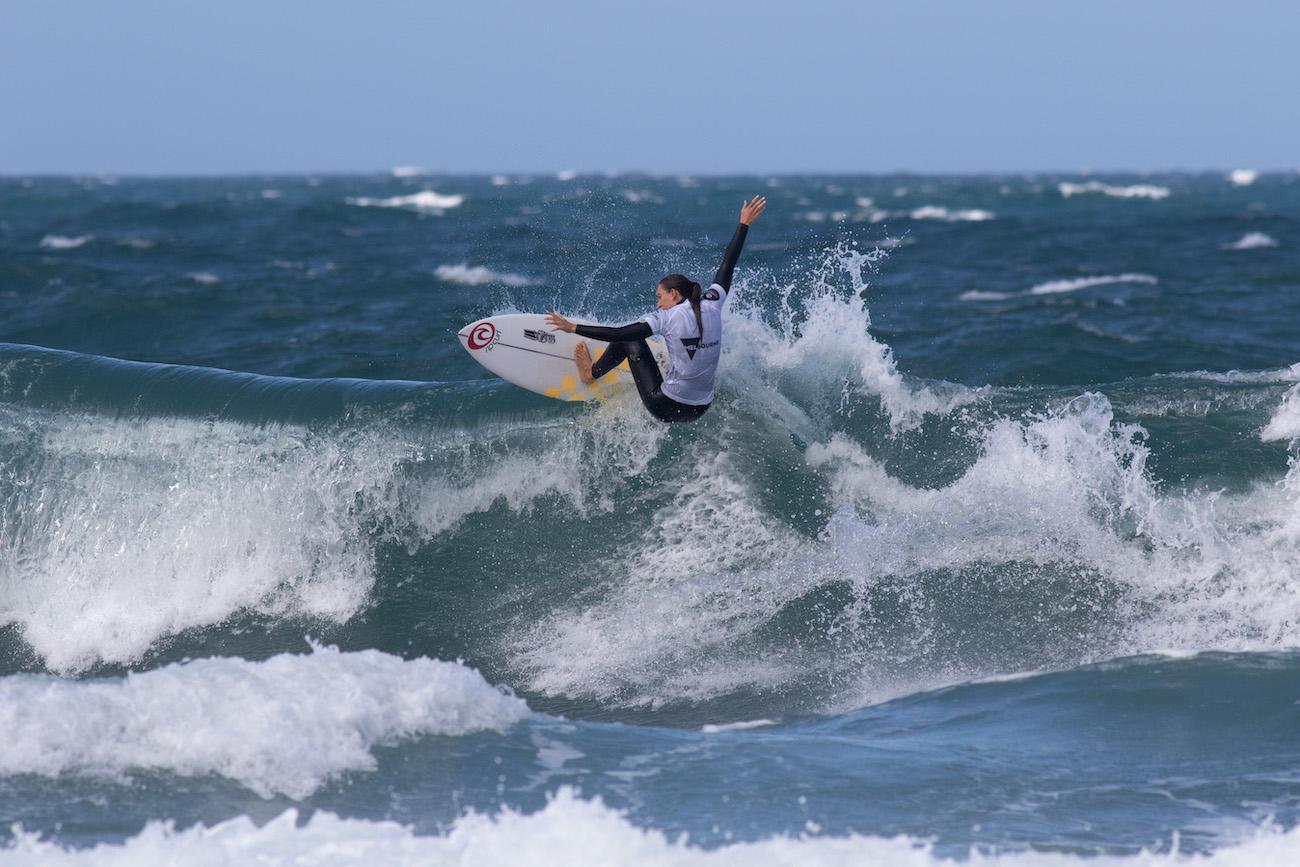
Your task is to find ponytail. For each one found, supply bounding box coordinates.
[661,273,705,340]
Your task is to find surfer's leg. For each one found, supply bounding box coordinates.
[620,340,665,398]
[623,341,706,423]
[589,340,635,380]
[595,340,709,423]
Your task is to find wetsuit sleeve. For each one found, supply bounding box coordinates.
[573,321,653,342]
[712,222,750,292]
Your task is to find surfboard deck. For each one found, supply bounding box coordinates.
[457,313,667,402]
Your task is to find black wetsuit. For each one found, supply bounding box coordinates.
[574,222,750,423]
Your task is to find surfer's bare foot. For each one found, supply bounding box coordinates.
[574,342,595,384]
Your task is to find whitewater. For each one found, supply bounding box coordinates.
[1,171,1298,863]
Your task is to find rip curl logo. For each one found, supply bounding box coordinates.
[466,321,498,351]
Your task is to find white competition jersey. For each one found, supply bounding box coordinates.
[641,283,728,405]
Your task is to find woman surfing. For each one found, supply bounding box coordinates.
[545,195,766,423]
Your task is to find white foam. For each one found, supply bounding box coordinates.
[39,234,92,250]
[185,271,221,285]
[5,788,1300,866]
[556,169,578,181]
[0,407,418,671]
[260,189,283,199]
[516,445,807,705]
[907,206,996,222]
[959,290,1013,301]
[847,205,993,223]
[962,274,1157,301]
[346,191,465,213]
[730,243,973,431]
[1228,169,1258,187]
[701,719,776,733]
[0,645,528,799]
[1058,181,1171,200]
[391,166,428,178]
[115,238,155,250]
[1028,273,1158,295]
[1223,232,1278,251]
[1261,384,1300,442]
[434,263,538,288]
[491,175,510,186]
[1155,364,1300,385]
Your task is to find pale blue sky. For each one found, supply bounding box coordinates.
[2,0,1297,174]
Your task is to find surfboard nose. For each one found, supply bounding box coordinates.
[460,318,499,353]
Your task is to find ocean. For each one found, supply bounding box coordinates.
[1,170,1299,864]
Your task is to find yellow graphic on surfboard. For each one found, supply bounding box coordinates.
[457,313,667,402]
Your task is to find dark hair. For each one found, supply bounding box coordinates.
[660,273,703,340]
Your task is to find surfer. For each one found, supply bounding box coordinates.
[545,196,766,422]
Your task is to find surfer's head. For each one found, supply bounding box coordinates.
[656,274,698,310]
[657,274,705,338]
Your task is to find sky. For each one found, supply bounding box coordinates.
[1,0,1297,175]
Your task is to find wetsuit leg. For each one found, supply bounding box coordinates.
[602,339,709,424]
[590,340,634,381]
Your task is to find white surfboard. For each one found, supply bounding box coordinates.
[457,313,667,402]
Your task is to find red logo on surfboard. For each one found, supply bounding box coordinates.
[466,321,497,351]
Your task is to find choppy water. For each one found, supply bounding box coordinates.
[2,171,1299,864]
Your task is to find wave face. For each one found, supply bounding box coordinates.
[2,173,1300,859]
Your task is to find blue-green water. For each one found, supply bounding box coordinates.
[1,172,1299,863]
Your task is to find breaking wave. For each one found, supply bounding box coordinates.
[2,241,1297,724]
[1223,232,1278,251]
[346,190,465,213]
[1058,181,1171,200]
[0,645,528,798]
[961,273,1158,301]
[5,787,1299,866]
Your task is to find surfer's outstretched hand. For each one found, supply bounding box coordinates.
[545,312,576,333]
[740,195,767,225]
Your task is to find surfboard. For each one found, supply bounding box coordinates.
[457,313,667,402]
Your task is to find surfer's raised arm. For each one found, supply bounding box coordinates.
[712,196,766,293]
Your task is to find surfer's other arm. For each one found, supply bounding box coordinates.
[544,313,651,342]
[713,196,766,292]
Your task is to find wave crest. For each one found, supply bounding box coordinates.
[0,645,528,798]
[7,786,1300,866]
[345,190,465,213]
[1059,181,1171,200]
